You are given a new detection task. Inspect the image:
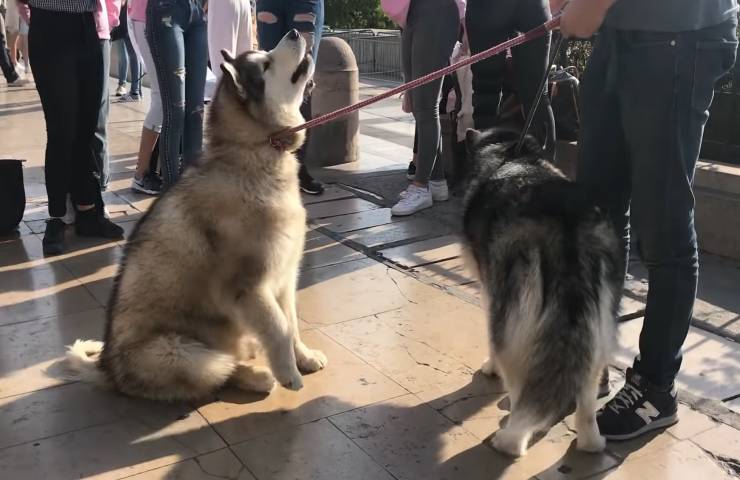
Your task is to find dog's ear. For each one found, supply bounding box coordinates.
[465,129,483,153]
[221,62,247,100]
[221,49,236,63]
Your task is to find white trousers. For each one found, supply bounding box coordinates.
[207,0,253,83]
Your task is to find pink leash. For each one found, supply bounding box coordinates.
[269,14,562,149]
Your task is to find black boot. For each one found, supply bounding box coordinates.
[75,208,124,239]
[43,218,67,255]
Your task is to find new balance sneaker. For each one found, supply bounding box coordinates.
[597,368,678,441]
[115,93,141,103]
[429,180,450,202]
[392,184,433,216]
[42,218,66,255]
[299,164,324,195]
[406,161,416,181]
[132,174,162,195]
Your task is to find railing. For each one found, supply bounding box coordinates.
[323,28,403,82]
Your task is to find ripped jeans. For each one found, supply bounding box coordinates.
[146,0,208,188]
[255,0,324,60]
[256,0,324,165]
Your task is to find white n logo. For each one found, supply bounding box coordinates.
[635,401,660,424]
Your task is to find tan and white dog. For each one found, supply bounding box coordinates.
[61,30,326,401]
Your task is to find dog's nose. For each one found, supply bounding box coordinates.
[288,29,299,40]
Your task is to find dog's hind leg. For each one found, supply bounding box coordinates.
[242,290,304,390]
[490,408,547,457]
[279,282,327,374]
[229,364,276,393]
[575,370,607,453]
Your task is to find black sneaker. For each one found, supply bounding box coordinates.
[299,164,324,195]
[406,161,416,181]
[131,173,162,195]
[43,218,66,255]
[597,368,678,441]
[75,208,124,239]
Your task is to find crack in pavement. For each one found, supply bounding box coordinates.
[403,346,451,374]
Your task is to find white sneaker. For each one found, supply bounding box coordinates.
[8,76,29,87]
[430,180,450,202]
[115,84,127,96]
[391,184,433,216]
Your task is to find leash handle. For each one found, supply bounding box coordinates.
[269,14,563,146]
[514,33,566,156]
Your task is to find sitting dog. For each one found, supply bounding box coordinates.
[61,30,327,401]
[460,128,622,456]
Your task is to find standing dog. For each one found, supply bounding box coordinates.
[61,30,327,401]
[461,128,622,456]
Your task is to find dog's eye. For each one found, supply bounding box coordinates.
[263,62,271,72]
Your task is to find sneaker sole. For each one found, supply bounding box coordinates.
[131,186,160,196]
[391,202,433,217]
[602,413,679,441]
[300,186,324,195]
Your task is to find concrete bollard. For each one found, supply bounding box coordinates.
[306,37,359,166]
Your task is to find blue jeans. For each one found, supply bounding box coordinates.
[256,0,324,165]
[146,0,208,188]
[577,19,738,387]
[115,36,142,95]
[92,39,111,190]
[256,0,324,60]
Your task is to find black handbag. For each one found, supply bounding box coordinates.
[0,159,26,235]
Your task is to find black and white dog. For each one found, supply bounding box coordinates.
[461,128,623,456]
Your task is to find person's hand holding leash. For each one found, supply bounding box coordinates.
[560,0,615,38]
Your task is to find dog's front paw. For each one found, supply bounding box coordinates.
[577,434,606,453]
[297,348,327,373]
[490,431,527,457]
[275,367,304,391]
[481,357,499,377]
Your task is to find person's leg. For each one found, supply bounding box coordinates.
[147,0,189,188]
[124,34,142,96]
[6,2,19,67]
[512,0,556,156]
[115,39,129,88]
[90,39,111,191]
[132,20,162,185]
[236,0,254,56]
[182,1,208,168]
[465,0,516,130]
[286,0,325,194]
[208,0,239,83]
[0,13,20,82]
[29,8,79,219]
[255,0,286,50]
[620,23,737,388]
[407,0,458,185]
[19,19,29,73]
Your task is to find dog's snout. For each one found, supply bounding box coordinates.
[287,29,299,41]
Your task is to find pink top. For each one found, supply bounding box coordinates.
[129,0,147,22]
[95,0,121,40]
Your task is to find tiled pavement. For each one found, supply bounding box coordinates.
[1,77,740,479]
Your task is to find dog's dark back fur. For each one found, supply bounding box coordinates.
[461,128,623,422]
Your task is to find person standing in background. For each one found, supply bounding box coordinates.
[113,0,142,100]
[27,0,124,255]
[207,0,252,83]
[255,0,325,195]
[465,0,556,157]
[389,0,462,216]
[146,0,207,188]
[129,0,164,195]
[0,2,28,86]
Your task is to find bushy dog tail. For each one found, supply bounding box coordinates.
[60,340,109,385]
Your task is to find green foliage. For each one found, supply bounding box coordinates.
[324,0,396,30]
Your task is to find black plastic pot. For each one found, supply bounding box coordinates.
[0,159,26,234]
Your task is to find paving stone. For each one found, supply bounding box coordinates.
[345,218,449,250]
[377,235,463,268]
[301,185,356,205]
[317,208,394,233]
[232,419,394,480]
[196,330,406,445]
[306,198,380,220]
[692,423,740,464]
[302,230,364,270]
[124,448,255,479]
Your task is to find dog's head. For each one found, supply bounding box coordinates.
[461,127,543,179]
[214,29,314,147]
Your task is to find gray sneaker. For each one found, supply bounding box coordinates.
[131,174,162,195]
